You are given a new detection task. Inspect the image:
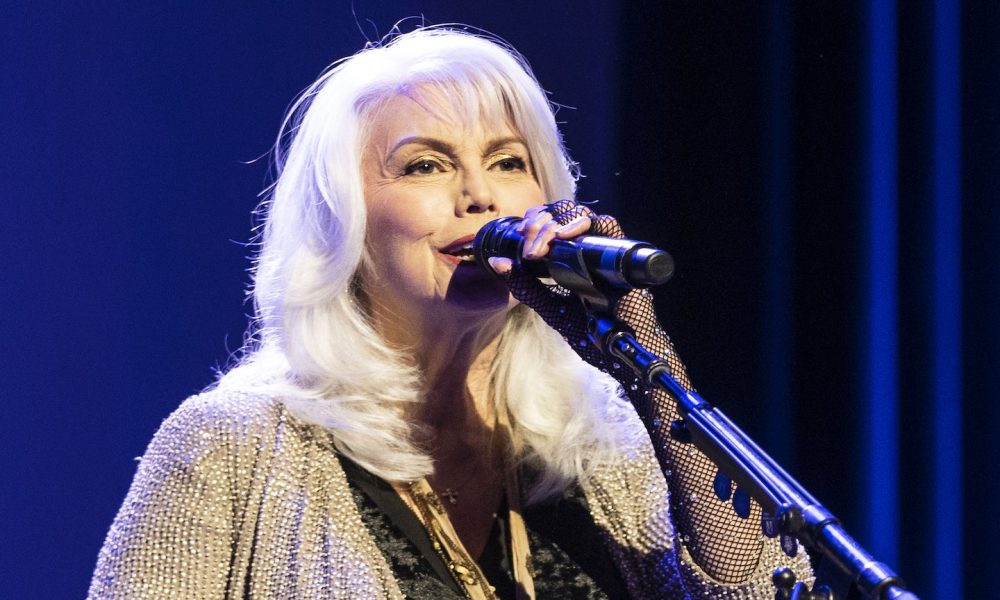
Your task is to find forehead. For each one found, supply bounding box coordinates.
[364,84,521,149]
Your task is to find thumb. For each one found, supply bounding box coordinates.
[486,256,514,276]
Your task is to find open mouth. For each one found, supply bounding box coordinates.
[439,237,477,264]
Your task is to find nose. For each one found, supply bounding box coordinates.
[458,168,497,215]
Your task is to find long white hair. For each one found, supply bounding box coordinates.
[218,26,631,502]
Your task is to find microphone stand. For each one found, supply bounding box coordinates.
[541,255,919,600]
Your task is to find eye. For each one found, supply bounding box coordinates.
[491,156,528,172]
[404,158,445,176]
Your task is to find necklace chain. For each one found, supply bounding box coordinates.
[407,479,500,599]
[430,461,490,506]
[405,470,534,600]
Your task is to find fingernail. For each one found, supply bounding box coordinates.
[487,256,513,275]
[523,236,543,259]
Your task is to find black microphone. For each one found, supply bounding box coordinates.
[473,216,674,290]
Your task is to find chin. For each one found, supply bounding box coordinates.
[435,261,512,311]
[443,282,514,314]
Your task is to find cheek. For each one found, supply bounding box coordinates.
[507,181,547,216]
[366,189,429,242]
[364,201,437,275]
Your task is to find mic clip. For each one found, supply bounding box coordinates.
[545,243,622,315]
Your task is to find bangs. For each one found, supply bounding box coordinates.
[358,65,524,150]
[404,74,516,136]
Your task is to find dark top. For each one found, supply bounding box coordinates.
[338,456,630,599]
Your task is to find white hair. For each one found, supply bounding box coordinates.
[218,26,631,502]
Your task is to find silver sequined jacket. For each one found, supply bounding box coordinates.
[88,390,811,599]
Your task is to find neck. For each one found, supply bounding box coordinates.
[372,299,515,560]
[369,298,512,461]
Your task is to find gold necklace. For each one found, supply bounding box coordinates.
[406,467,535,600]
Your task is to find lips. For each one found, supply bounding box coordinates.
[438,235,477,265]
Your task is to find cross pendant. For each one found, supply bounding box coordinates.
[441,488,458,505]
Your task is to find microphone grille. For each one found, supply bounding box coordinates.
[629,249,674,287]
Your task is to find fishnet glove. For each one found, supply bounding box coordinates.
[503,199,765,583]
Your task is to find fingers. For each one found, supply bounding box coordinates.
[545,199,590,223]
[516,207,555,260]
[555,214,590,238]
[517,203,592,260]
[590,214,627,240]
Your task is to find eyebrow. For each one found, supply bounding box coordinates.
[388,135,528,158]
[484,136,529,155]
[389,136,454,156]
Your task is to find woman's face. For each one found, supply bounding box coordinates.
[360,90,545,325]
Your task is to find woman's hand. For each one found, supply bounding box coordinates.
[485,201,593,276]
[487,199,634,368]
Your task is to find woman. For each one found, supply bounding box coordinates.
[89,27,811,599]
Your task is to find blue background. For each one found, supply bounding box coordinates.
[3,2,996,598]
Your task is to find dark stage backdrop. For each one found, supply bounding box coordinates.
[3,2,996,598]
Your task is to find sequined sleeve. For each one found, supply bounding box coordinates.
[88,394,261,599]
[583,393,813,600]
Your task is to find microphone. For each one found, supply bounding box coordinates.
[473,216,674,290]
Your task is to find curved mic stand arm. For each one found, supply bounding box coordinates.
[585,314,919,600]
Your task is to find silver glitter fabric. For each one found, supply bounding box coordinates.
[88,391,811,599]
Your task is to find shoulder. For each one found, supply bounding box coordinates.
[161,388,284,435]
[139,389,289,469]
[149,388,343,466]
[89,391,295,597]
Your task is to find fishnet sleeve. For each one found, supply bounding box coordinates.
[503,200,769,583]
